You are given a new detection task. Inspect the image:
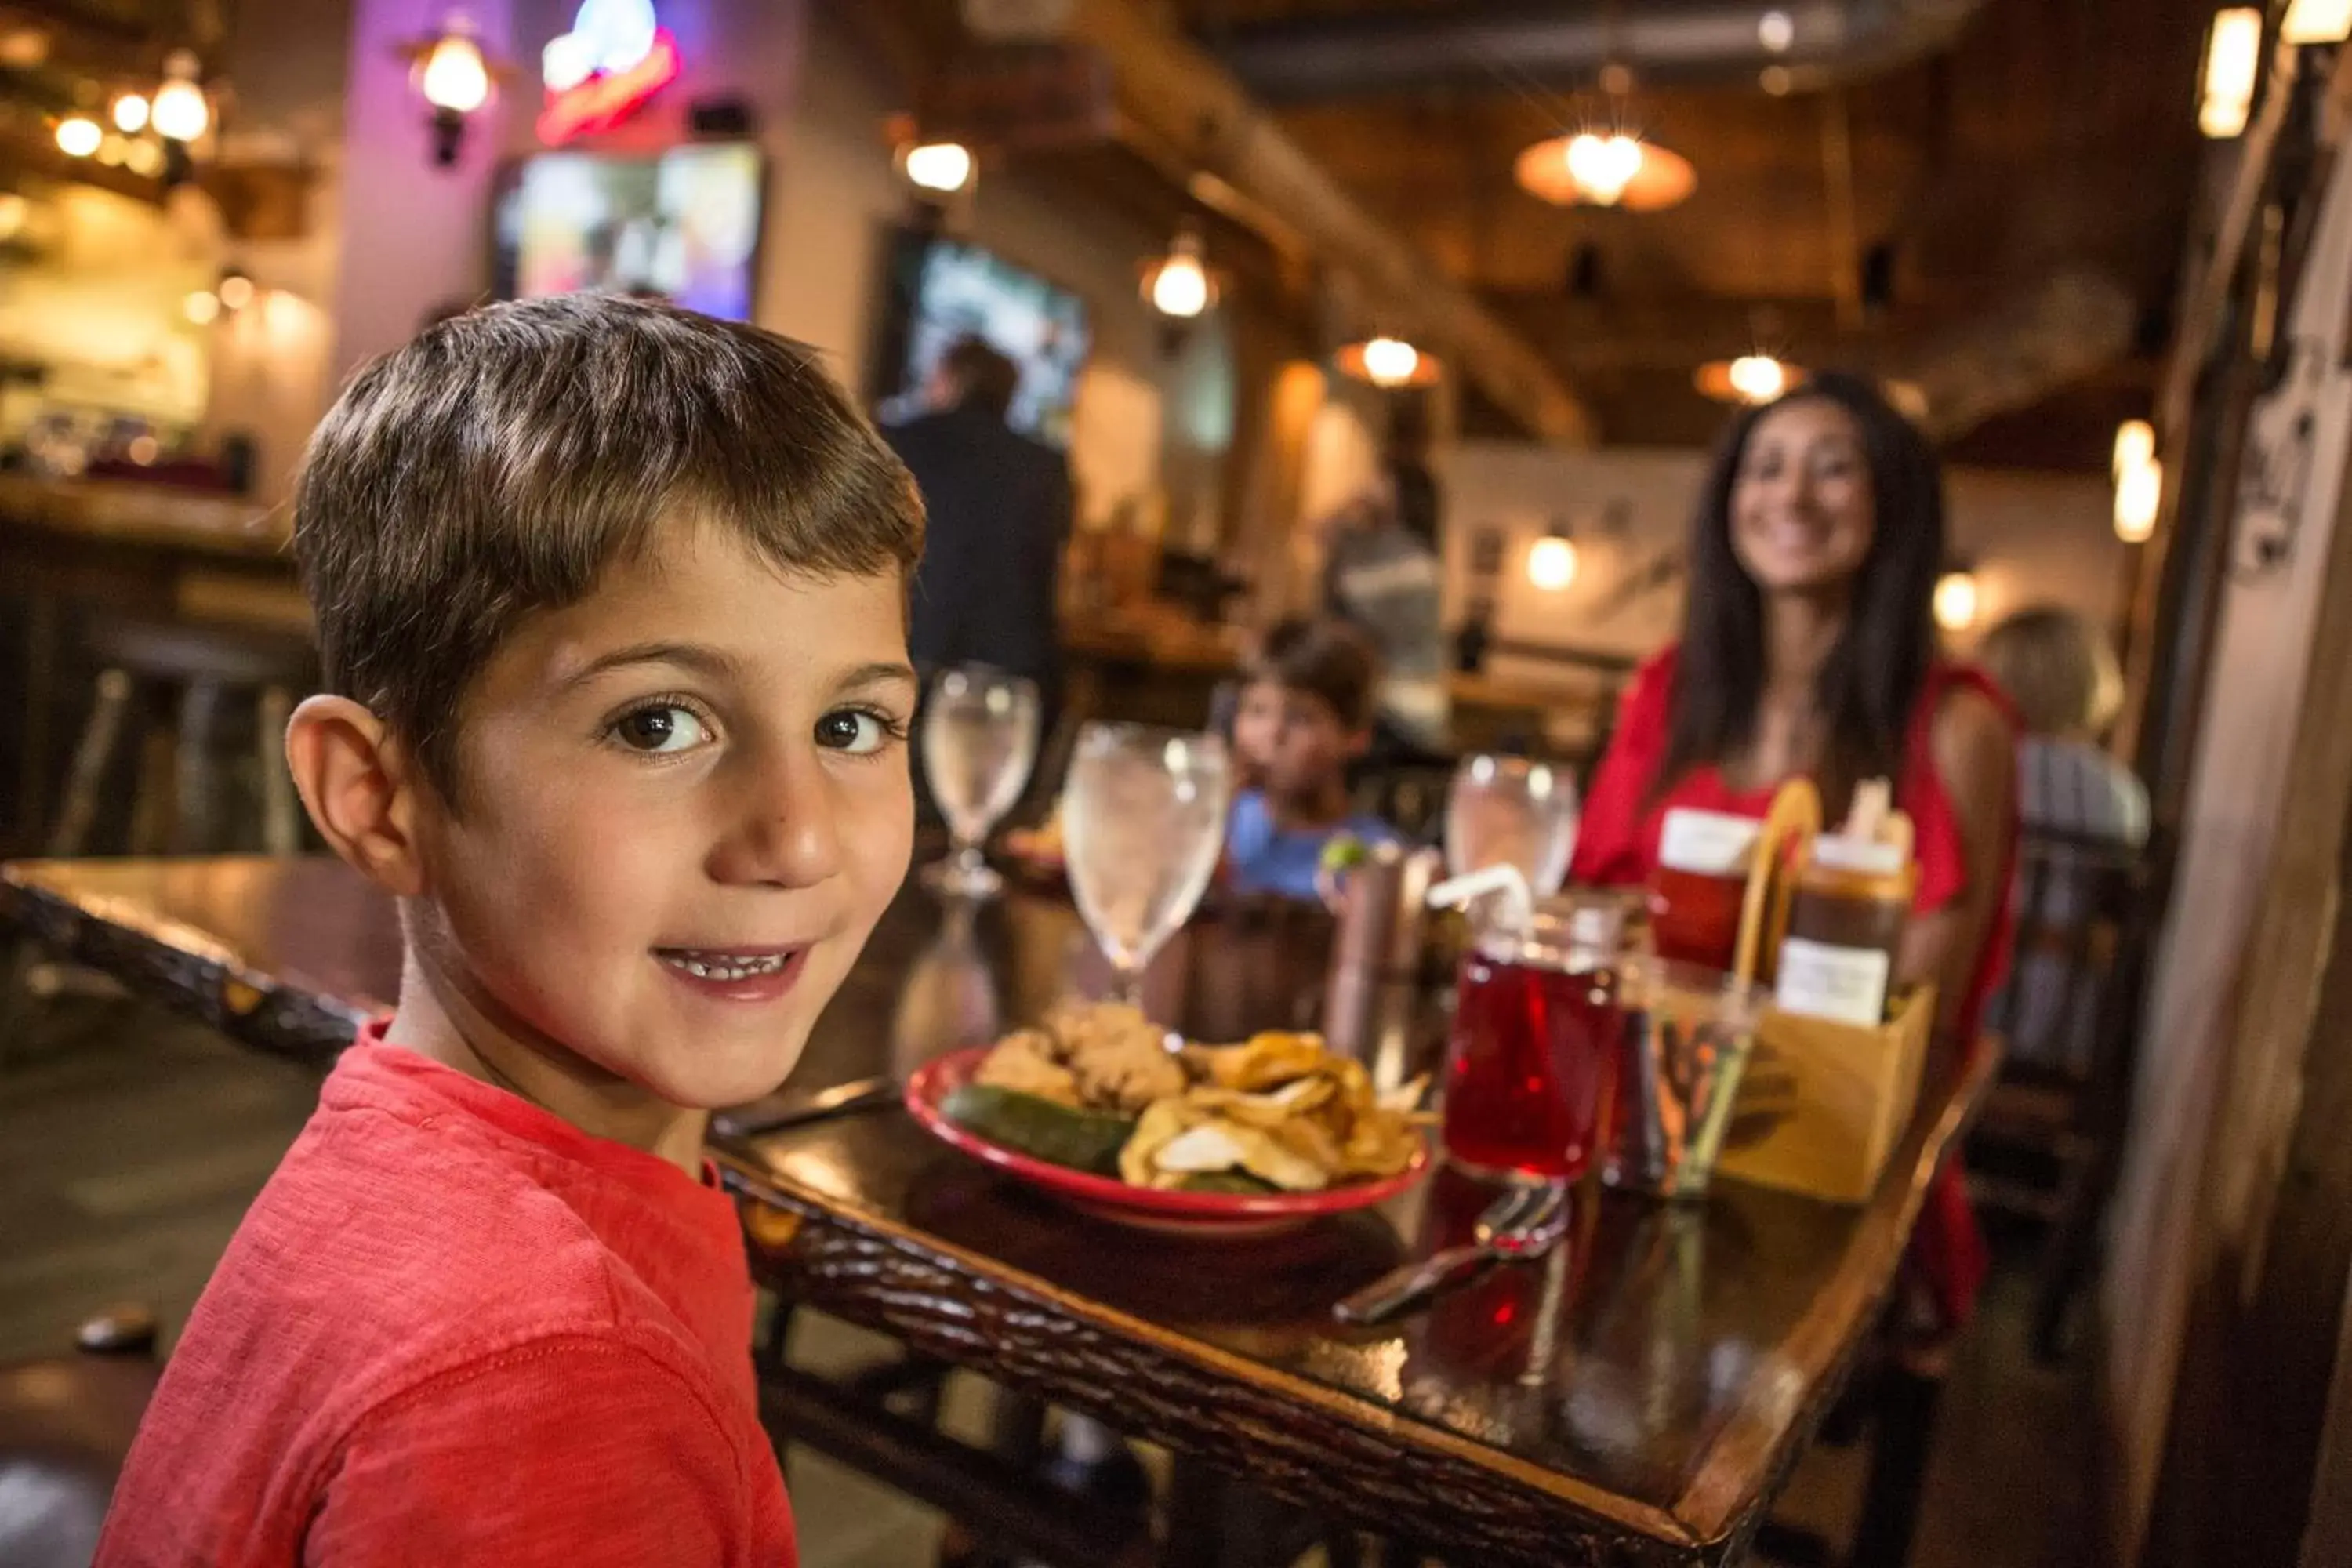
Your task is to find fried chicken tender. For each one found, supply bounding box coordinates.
[972,1029,1082,1108]
[1048,1000,1187,1113]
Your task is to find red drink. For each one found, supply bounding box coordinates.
[1442,940,1622,1181]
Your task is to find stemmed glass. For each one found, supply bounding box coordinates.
[1443,753,1580,896]
[1060,723,1232,1002]
[921,664,1041,898]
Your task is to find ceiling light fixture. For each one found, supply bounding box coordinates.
[1143,224,1214,320]
[1514,129,1695,211]
[54,115,101,158]
[1336,336,1441,389]
[1694,354,1802,405]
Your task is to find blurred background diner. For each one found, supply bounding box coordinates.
[8,2,2352,1566]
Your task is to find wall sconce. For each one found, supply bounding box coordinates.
[900,140,975,197]
[1933,564,1980,632]
[2201,9,2263,139]
[406,17,496,167]
[2115,458,2162,543]
[1528,522,1580,592]
[2283,0,2352,45]
[2112,419,2154,482]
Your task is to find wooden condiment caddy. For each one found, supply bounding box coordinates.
[1714,779,1936,1204]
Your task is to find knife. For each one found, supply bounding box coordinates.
[711,1075,901,1141]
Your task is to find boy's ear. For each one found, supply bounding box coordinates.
[284,696,429,898]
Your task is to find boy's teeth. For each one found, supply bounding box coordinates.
[661,949,792,982]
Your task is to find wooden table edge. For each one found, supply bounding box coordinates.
[717,1145,1709,1559]
[2,862,377,1062]
[1669,1042,2004,1544]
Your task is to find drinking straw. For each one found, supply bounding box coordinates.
[1427,863,1536,931]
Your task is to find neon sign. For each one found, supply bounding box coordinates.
[538,0,680,145]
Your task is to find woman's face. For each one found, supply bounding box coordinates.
[1730,397,1876,597]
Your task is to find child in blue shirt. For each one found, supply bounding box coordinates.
[1227,618,1402,899]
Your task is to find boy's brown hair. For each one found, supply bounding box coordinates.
[1246,618,1381,731]
[294,294,924,799]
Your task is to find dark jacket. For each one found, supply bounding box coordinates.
[885,407,1073,699]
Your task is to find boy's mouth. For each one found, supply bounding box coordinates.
[652,946,811,1000]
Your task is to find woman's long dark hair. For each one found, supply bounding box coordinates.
[1654,372,1945,810]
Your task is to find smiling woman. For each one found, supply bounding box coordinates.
[1569,370,2017,1342]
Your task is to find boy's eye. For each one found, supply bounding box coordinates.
[611,704,710,754]
[815,708,897,755]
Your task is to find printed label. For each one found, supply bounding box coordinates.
[1658,808,1762,876]
[1773,937,1893,1027]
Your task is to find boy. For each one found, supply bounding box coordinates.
[96,296,924,1565]
[1226,618,1401,900]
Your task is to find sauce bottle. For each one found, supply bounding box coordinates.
[1773,834,1915,1026]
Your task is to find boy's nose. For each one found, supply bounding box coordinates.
[719,751,845,888]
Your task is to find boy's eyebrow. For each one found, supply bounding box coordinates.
[835,661,920,694]
[555,641,743,688]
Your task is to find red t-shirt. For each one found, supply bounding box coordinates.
[1571,648,2018,1323]
[96,1024,796,1566]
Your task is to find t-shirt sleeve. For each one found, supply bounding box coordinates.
[307,1334,759,1568]
[1570,659,1671,887]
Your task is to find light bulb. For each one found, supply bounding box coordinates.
[1566,132,1644,205]
[1728,355,1789,404]
[1528,535,1579,592]
[1361,336,1420,387]
[1933,570,1979,632]
[151,52,209,142]
[420,31,491,114]
[217,273,255,311]
[2201,9,2263,139]
[112,93,149,133]
[2115,459,2162,543]
[55,116,101,158]
[1759,10,1795,52]
[1148,243,1210,319]
[904,141,973,194]
[183,289,220,325]
[2112,419,2154,483]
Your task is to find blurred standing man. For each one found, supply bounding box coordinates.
[886,336,1074,723]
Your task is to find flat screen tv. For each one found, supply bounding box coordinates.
[494,142,764,321]
[869,229,1089,448]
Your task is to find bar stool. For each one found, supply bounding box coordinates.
[48,619,314,858]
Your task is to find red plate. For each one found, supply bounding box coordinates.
[904,1046,1432,1236]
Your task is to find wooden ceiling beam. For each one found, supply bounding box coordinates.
[1059,0,1597,445]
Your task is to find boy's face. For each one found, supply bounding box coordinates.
[1232,678,1361,802]
[408,520,916,1110]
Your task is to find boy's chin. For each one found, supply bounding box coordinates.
[635,1037,812,1114]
